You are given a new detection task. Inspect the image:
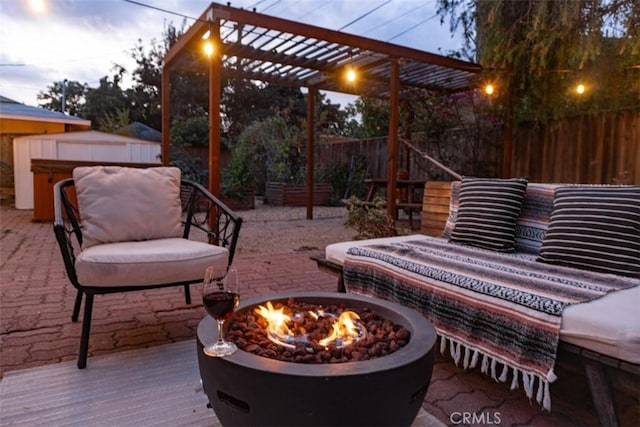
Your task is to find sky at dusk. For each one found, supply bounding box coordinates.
[0,0,466,109]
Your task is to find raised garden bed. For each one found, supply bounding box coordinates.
[265,182,333,206]
[221,188,255,210]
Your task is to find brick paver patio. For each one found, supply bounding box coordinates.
[1,205,637,426]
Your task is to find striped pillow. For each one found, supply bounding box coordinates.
[537,186,640,277]
[450,177,528,252]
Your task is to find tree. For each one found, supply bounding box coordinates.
[437,0,640,120]
[37,80,87,116]
[125,22,209,130]
[343,98,391,138]
[222,114,307,195]
[97,108,130,133]
[220,80,308,139]
[37,23,191,130]
[316,94,350,136]
[81,66,128,128]
[126,38,163,130]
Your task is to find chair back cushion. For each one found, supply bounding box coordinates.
[73,166,183,248]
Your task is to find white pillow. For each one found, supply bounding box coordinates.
[73,166,183,248]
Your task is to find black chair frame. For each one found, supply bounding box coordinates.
[53,178,243,368]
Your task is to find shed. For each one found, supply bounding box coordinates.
[0,95,91,202]
[14,130,161,212]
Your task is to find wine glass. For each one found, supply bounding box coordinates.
[202,266,239,357]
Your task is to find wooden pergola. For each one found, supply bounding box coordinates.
[162,1,481,219]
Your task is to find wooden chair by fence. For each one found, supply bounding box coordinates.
[420,181,453,237]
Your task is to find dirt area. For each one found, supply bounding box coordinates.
[233,198,421,256]
[233,199,356,256]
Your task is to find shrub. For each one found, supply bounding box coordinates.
[344,196,397,239]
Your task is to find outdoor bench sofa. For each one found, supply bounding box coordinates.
[316,179,639,426]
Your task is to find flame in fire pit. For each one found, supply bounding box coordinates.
[255,301,293,337]
[318,311,362,347]
[255,301,365,349]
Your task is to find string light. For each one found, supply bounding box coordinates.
[202,29,214,56]
[576,83,585,95]
[29,0,46,13]
[346,66,356,83]
[204,41,214,56]
[484,84,494,95]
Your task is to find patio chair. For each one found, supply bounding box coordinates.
[53,166,243,368]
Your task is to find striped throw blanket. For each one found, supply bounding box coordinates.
[343,238,639,410]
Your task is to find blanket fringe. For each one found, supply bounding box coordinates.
[470,349,479,369]
[451,340,462,364]
[499,363,509,382]
[439,335,555,412]
[463,345,471,369]
[511,369,519,390]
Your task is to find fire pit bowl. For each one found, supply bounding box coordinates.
[197,291,436,426]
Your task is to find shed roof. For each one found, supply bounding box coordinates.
[116,122,162,142]
[13,130,160,145]
[164,2,482,98]
[0,95,91,126]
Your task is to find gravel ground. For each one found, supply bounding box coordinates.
[233,199,357,256]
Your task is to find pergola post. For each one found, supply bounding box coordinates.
[161,68,170,166]
[306,87,316,220]
[208,19,222,196]
[387,59,400,219]
[402,104,412,174]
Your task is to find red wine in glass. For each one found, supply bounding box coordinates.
[202,266,239,357]
[203,291,239,320]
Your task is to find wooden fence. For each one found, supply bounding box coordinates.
[512,108,639,185]
[316,129,502,182]
[317,107,639,185]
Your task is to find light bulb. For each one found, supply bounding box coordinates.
[346,68,356,83]
[204,41,214,56]
[576,83,585,95]
[484,84,494,95]
[30,0,46,13]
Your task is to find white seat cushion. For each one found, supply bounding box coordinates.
[75,237,228,287]
[325,234,426,266]
[561,285,640,364]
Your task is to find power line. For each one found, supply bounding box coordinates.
[121,0,438,60]
[11,38,165,71]
[261,0,283,14]
[248,0,269,10]
[338,0,392,31]
[387,13,439,42]
[292,0,332,21]
[362,2,430,36]
[121,0,201,23]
